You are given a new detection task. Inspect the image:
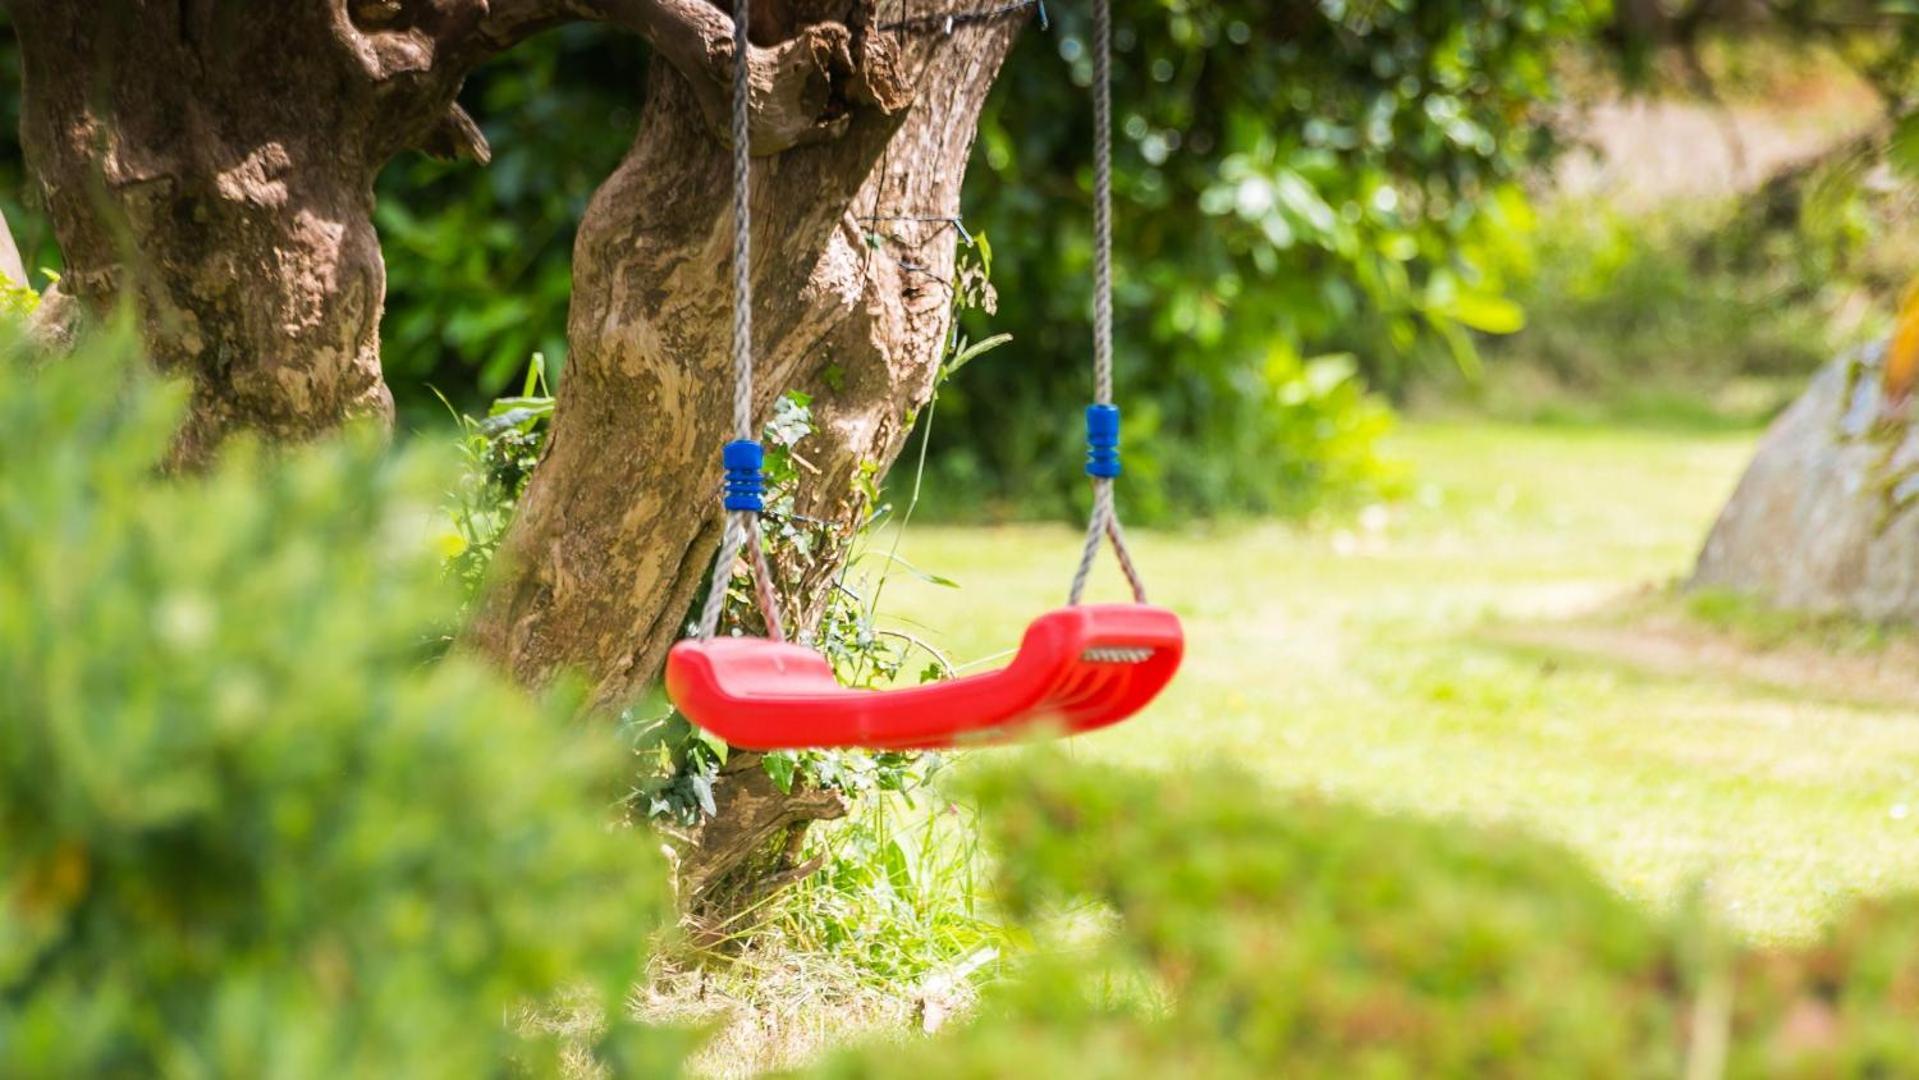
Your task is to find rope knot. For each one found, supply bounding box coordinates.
[722,439,767,512]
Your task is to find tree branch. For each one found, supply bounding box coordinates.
[574,0,912,154]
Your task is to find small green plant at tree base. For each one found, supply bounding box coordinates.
[443,232,1015,987]
[446,353,995,981]
[0,326,683,1077]
[769,793,999,990]
[1684,586,1911,654]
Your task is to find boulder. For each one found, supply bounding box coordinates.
[1692,344,1919,621]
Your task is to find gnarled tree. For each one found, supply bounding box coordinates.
[7,0,1026,906]
[465,5,1024,912]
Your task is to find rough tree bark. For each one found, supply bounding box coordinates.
[465,5,1023,914]
[3,1,544,466]
[4,0,842,467]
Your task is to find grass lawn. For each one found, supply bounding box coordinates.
[875,420,1919,944]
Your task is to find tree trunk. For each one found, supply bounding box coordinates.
[4,1,529,467]
[466,6,1023,909]
[13,0,1027,913]
[1691,343,1919,621]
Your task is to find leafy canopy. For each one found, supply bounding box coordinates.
[932,0,1597,519]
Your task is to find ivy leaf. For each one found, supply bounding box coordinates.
[761,752,798,794]
[693,727,729,765]
[764,392,815,447]
[688,771,717,819]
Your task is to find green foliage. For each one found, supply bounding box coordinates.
[1469,200,1849,428]
[377,26,644,409]
[817,758,1691,1076]
[817,758,1919,1077]
[1731,897,1919,1077]
[931,0,1598,519]
[0,329,676,1077]
[443,352,555,597]
[0,7,1598,519]
[1685,586,1912,654]
[1750,134,1919,322]
[0,266,39,317]
[1764,1,1919,110]
[711,796,1002,990]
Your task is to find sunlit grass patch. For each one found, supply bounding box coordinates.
[1684,586,1919,654]
[878,421,1919,945]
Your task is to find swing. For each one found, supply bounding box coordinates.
[665,0,1181,751]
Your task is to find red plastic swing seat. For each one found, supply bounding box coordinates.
[665,604,1183,751]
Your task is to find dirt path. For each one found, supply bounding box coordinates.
[1490,609,1919,712]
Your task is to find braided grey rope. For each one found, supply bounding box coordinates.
[696,0,787,642]
[1068,0,1147,607]
[728,0,753,448]
[698,0,1140,632]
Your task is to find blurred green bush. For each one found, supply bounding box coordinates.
[0,327,678,1076]
[377,26,645,411]
[1455,153,1919,430]
[1465,200,1849,428]
[936,0,1595,520]
[819,759,1692,1076]
[815,757,1919,1077]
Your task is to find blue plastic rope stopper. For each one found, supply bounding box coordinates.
[1085,404,1122,479]
[722,440,766,512]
